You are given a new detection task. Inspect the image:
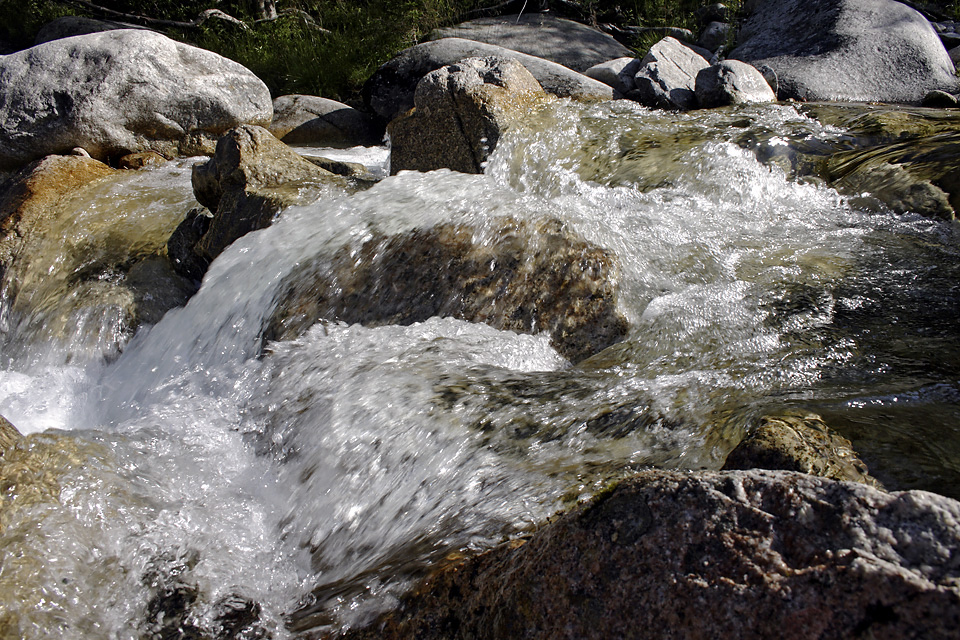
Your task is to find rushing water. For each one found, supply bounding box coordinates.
[1,100,959,638]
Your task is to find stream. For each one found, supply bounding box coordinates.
[1,99,959,638]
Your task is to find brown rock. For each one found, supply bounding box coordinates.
[0,414,22,454]
[182,125,347,279]
[0,155,116,283]
[722,409,882,488]
[388,56,549,175]
[344,469,960,640]
[117,151,168,170]
[265,217,629,363]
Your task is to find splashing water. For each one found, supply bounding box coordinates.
[1,100,959,637]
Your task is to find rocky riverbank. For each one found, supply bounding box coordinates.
[2,1,960,638]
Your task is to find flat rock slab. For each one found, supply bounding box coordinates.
[0,29,273,169]
[364,37,618,123]
[730,0,959,103]
[430,14,633,73]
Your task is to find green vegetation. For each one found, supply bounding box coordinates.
[1,1,956,101]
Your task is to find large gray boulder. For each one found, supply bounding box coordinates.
[429,14,633,73]
[0,30,273,170]
[268,95,383,147]
[388,56,548,174]
[631,37,711,110]
[363,37,618,123]
[344,469,960,640]
[730,0,959,103]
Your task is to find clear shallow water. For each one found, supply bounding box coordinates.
[1,100,959,638]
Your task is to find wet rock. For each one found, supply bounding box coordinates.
[183,125,346,278]
[429,14,633,73]
[695,60,778,108]
[363,38,617,124]
[722,410,881,488]
[265,217,629,363]
[630,37,711,111]
[117,151,169,170]
[388,56,548,174]
[0,414,22,454]
[0,30,272,170]
[0,155,116,283]
[730,0,959,103]
[922,89,960,108]
[303,156,380,183]
[344,469,960,640]
[268,95,383,147]
[124,255,198,326]
[824,130,960,221]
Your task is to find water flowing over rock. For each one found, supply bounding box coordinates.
[363,37,617,123]
[268,95,383,148]
[429,14,633,73]
[0,154,197,359]
[695,59,778,108]
[345,469,960,640]
[388,56,548,174]
[180,125,347,280]
[630,37,711,111]
[265,217,629,363]
[0,30,273,170]
[722,410,881,488]
[730,0,959,103]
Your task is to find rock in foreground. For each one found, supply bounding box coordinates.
[730,0,959,103]
[346,469,960,640]
[0,30,273,169]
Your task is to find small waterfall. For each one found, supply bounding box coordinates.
[2,100,959,638]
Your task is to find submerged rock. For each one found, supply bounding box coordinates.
[722,410,881,488]
[388,56,548,174]
[265,217,629,363]
[429,14,633,73]
[730,0,959,103]
[182,125,347,279]
[363,37,617,123]
[268,95,383,148]
[345,469,960,640]
[0,30,272,170]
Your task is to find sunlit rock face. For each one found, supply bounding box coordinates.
[179,125,347,280]
[730,0,959,103]
[344,469,960,640]
[388,56,549,175]
[265,216,629,363]
[0,29,273,170]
